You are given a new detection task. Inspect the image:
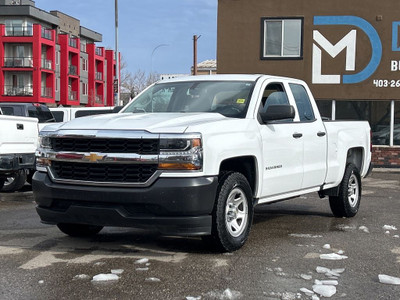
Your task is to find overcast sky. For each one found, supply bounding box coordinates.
[35,0,217,75]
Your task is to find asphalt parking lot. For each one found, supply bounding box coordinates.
[0,170,399,300]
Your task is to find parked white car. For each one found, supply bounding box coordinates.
[33,74,372,251]
[50,106,117,123]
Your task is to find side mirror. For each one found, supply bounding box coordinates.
[260,105,295,123]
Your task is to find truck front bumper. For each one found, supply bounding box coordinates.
[0,153,35,175]
[32,172,218,236]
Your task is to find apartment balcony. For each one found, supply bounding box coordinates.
[95,47,103,56]
[4,85,33,96]
[69,65,78,75]
[41,27,53,41]
[69,91,78,101]
[41,59,52,70]
[4,25,33,37]
[41,87,52,98]
[3,57,33,68]
[95,71,103,81]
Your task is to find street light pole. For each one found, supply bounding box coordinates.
[114,0,120,106]
[151,44,169,74]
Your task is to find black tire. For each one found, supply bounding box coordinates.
[205,172,254,252]
[329,163,361,218]
[57,223,103,237]
[0,178,5,190]
[1,170,27,192]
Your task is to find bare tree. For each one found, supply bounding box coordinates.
[121,69,159,99]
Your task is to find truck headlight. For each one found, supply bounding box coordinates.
[158,134,203,171]
[36,132,52,171]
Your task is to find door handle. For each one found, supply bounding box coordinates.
[16,123,24,130]
[317,131,326,137]
[292,133,303,139]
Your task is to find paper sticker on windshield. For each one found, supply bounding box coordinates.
[236,99,246,104]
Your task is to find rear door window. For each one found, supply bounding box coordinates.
[28,105,55,123]
[289,83,315,121]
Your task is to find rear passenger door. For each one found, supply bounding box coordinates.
[288,83,327,189]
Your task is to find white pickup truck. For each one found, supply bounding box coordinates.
[0,114,38,191]
[33,75,372,251]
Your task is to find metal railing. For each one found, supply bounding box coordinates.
[69,91,77,101]
[95,47,103,56]
[4,85,33,96]
[5,25,33,36]
[69,65,78,75]
[41,59,52,69]
[41,87,52,98]
[41,28,53,40]
[69,38,77,48]
[4,57,33,68]
[95,72,103,81]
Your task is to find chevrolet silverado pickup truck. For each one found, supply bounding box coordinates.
[0,114,38,191]
[33,75,372,251]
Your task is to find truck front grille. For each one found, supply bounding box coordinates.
[50,138,159,154]
[51,161,158,183]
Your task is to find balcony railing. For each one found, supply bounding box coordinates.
[41,59,52,70]
[69,38,77,48]
[69,65,78,75]
[95,47,103,56]
[4,85,33,96]
[41,28,53,40]
[95,72,103,81]
[5,25,33,36]
[69,91,77,101]
[4,57,33,68]
[41,87,52,98]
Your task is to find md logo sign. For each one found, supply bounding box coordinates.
[312,16,382,84]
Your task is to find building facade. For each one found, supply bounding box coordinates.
[0,0,118,107]
[218,0,400,167]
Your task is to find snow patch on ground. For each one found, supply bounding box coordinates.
[91,274,119,282]
[204,288,242,299]
[300,287,314,296]
[320,253,348,260]
[383,225,397,231]
[337,224,356,232]
[378,274,400,285]
[322,244,331,249]
[300,274,313,280]
[145,277,161,282]
[358,226,370,233]
[38,280,44,284]
[289,234,323,238]
[312,284,336,297]
[111,269,124,275]
[136,267,149,271]
[186,297,201,300]
[135,258,149,264]
[73,274,90,280]
[316,266,345,277]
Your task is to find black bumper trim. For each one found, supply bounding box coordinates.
[33,172,218,236]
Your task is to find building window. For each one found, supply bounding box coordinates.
[261,17,303,59]
[56,78,59,92]
[82,82,88,95]
[56,51,60,66]
[82,58,88,72]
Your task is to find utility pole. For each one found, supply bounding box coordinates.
[193,35,201,75]
[114,0,120,106]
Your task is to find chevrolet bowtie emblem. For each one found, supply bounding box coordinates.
[84,153,104,162]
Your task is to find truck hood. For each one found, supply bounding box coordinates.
[48,112,228,134]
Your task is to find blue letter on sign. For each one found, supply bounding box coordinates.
[314,16,382,84]
[392,22,400,51]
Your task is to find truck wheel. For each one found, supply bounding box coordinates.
[57,223,103,237]
[1,170,27,192]
[0,178,4,190]
[329,163,361,218]
[206,172,253,252]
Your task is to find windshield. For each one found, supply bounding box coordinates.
[123,80,256,118]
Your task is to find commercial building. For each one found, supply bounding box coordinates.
[217,0,400,167]
[0,0,118,107]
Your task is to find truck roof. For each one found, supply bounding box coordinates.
[157,74,303,84]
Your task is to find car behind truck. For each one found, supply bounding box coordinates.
[33,74,372,251]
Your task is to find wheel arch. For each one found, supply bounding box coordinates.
[219,156,258,197]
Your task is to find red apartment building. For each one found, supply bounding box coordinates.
[0,0,118,107]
